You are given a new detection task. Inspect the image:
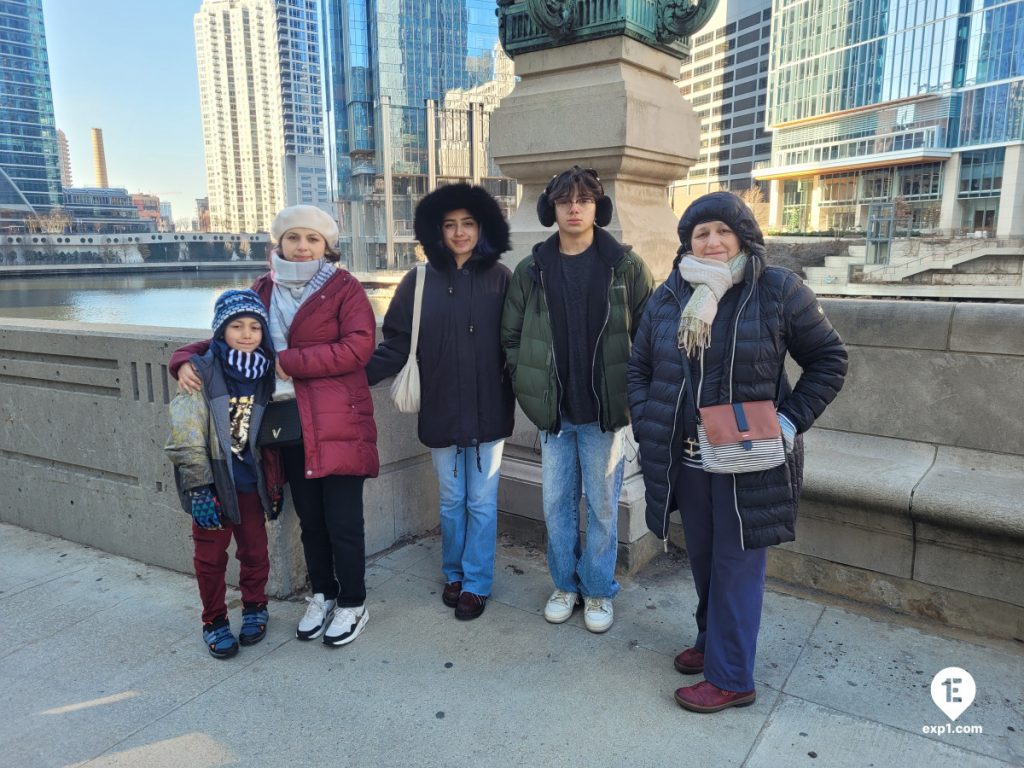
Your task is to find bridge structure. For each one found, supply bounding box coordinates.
[0,231,272,265]
[0,298,1021,645]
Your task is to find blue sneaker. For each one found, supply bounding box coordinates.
[202,618,239,659]
[239,604,269,646]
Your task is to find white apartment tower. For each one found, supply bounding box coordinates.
[56,128,72,187]
[194,0,328,232]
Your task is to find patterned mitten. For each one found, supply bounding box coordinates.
[190,487,223,529]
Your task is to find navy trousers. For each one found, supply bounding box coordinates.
[673,463,767,692]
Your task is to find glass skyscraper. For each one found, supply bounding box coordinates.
[321,0,517,270]
[0,0,61,229]
[756,0,1024,237]
[672,1,774,212]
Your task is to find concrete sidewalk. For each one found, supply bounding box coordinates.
[1,522,1020,768]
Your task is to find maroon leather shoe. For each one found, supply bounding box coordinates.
[442,581,462,608]
[674,681,756,713]
[454,591,487,621]
[674,647,705,674]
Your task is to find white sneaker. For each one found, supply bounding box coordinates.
[323,605,368,647]
[296,593,335,640]
[584,597,613,633]
[544,589,580,624]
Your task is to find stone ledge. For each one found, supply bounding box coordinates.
[783,430,1024,620]
[781,430,935,579]
[949,302,1024,355]
[802,429,935,514]
[912,446,1024,538]
[767,547,1024,643]
[820,298,954,350]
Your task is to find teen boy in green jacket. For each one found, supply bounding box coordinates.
[501,166,653,634]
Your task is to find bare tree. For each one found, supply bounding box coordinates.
[739,187,770,229]
[24,207,72,234]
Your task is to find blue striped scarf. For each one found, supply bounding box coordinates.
[211,339,271,382]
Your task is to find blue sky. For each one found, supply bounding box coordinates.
[42,0,205,224]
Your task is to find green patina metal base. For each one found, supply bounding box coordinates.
[496,0,718,58]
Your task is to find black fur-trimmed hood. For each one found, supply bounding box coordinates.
[414,183,511,271]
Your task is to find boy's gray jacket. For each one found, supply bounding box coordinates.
[165,351,279,523]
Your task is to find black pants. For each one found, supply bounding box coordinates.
[282,444,366,608]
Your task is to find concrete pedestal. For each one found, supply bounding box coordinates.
[768,179,785,230]
[491,36,699,280]
[939,154,962,234]
[996,144,1024,238]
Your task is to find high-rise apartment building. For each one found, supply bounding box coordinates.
[159,201,174,231]
[671,1,774,213]
[756,0,1024,238]
[91,128,109,188]
[194,0,329,232]
[56,128,72,187]
[321,0,518,270]
[0,0,61,229]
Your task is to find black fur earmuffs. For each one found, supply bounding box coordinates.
[536,166,613,228]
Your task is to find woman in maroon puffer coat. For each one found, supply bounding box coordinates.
[172,205,378,649]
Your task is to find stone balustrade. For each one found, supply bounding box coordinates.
[0,319,437,598]
[1,298,1021,640]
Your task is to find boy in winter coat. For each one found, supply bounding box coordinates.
[165,289,282,659]
[501,166,654,633]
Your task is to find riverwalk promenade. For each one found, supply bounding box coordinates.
[2,522,1020,768]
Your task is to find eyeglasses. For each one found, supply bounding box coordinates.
[554,197,596,208]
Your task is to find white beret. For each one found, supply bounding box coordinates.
[271,205,340,245]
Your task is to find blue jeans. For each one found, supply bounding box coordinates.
[430,439,504,597]
[540,420,624,599]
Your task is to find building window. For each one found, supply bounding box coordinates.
[958,148,1004,198]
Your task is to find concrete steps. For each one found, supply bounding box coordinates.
[859,245,1023,282]
[806,238,1024,298]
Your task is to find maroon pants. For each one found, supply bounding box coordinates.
[192,491,270,624]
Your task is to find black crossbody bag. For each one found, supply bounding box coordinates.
[257,399,303,447]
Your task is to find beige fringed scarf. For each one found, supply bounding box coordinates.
[676,251,749,355]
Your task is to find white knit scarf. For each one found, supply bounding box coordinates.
[270,249,331,299]
[676,251,748,356]
[268,249,335,399]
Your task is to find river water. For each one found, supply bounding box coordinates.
[0,269,392,328]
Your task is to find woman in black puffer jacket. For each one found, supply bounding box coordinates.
[366,184,514,622]
[627,192,847,713]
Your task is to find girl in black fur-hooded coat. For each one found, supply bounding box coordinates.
[366,183,514,621]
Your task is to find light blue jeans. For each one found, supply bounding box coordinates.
[430,439,505,597]
[540,420,624,599]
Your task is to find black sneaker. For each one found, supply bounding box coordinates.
[323,606,368,647]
